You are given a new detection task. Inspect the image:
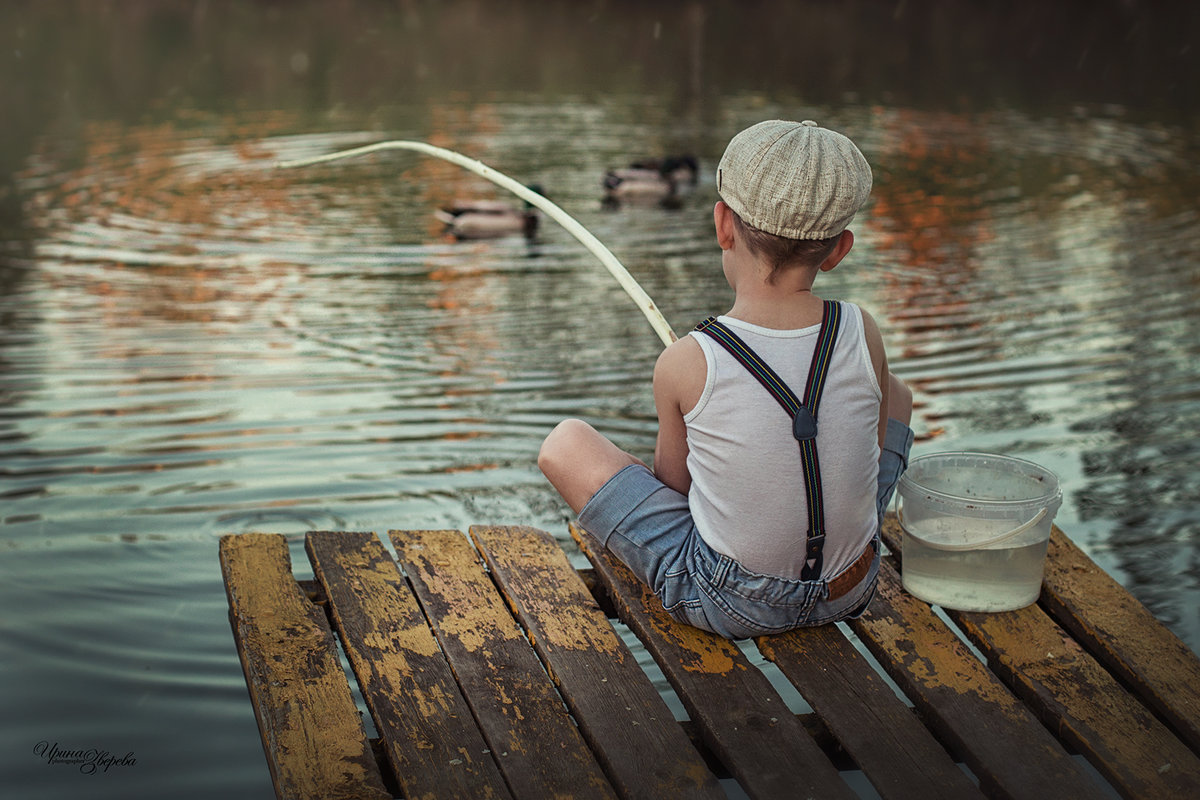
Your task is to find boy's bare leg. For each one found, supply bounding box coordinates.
[539,419,647,515]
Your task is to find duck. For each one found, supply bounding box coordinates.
[435,184,546,240]
[602,155,699,208]
[635,155,700,186]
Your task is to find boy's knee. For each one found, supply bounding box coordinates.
[539,419,592,475]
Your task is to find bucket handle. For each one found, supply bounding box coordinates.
[897,505,1049,552]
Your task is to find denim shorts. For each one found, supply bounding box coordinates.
[577,419,914,639]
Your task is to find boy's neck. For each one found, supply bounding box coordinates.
[714,209,853,330]
[726,259,825,329]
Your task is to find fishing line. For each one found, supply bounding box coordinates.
[277,140,677,346]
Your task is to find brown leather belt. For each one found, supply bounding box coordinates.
[826,540,878,601]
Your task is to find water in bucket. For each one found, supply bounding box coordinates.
[896,452,1062,612]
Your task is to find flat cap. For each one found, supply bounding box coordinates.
[716,119,873,239]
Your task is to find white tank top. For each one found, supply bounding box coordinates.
[684,302,882,580]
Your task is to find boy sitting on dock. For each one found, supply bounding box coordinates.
[539,120,914,639]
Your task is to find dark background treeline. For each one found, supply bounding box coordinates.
[4,1,1194,115]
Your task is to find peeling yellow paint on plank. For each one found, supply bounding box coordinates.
[396,529,523,654]
[306,531,512,800]
[474,524,725,799]
[474,525,624,655]
[569,522,856,800]
[850,558,1101,800]
[395,528,619,800]
[1041,525,1200,752]
[863,560,1029,710]
[952,600,1200,799]
[222,517,1194,800]
[758,622,984,800]
[218,534,390,800]
[570,522,741,676]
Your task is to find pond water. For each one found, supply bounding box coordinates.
[2,2,1198,797]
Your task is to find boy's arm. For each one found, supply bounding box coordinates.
[859,308,891,450]
[652,336,705,495]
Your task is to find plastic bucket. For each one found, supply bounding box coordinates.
[896,452,1062,612]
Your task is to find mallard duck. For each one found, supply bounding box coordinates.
[632,155,699,186]
[435,185,545,239]
[603,156,699,207]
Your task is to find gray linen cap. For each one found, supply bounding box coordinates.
[716,119,873,240]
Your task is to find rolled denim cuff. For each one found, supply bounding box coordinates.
[877,418,915,519]
[883,418,915,466]
[576,463,652,549]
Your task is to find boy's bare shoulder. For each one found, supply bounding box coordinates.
[655,333,703,372]
[856,306,889,379]
[653,334,706,412]
[858,305,883,340]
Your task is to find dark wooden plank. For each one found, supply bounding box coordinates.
[218,534,390,800]
[570,522,857,800]
[757,624,984,800]
[849,557,1103,800]
[471,524,724,800]
[1040,525,1200,753]
[393,528,617,800]
[305,530,512,800]
[950,601,1200,799]
[883,514,1200,795]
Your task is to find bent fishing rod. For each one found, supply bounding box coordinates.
[276,140,677,347]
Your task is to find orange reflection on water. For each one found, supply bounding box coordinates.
[865,109,1004,442]
[868,108,996,280]
[18,111,348,346]
[32,112,309,231]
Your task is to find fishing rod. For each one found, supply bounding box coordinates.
[276,140,678,347]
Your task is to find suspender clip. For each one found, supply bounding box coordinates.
[802,534,825,580]
[792,407,817,441]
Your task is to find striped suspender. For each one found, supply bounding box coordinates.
[694,300,844,580]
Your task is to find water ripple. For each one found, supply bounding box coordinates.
[3,105,1198,652]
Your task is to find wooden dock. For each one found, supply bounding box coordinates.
[219,516,1200,799]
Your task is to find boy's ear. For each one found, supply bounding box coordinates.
[714,201,736,250]
[820,230,855,271]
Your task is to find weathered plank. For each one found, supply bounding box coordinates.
[758,623,984,800]
[305,531,511,800]
[393,528,617,800]
[218,533,389,800]
[570,522,856,800]
[849,557,1103,800]
[883,514,1200,795]
[471,524,724,800]
[950,602,1200,799]
[1040,525,1200,753]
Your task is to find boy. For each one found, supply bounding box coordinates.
[539,120,914,639]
